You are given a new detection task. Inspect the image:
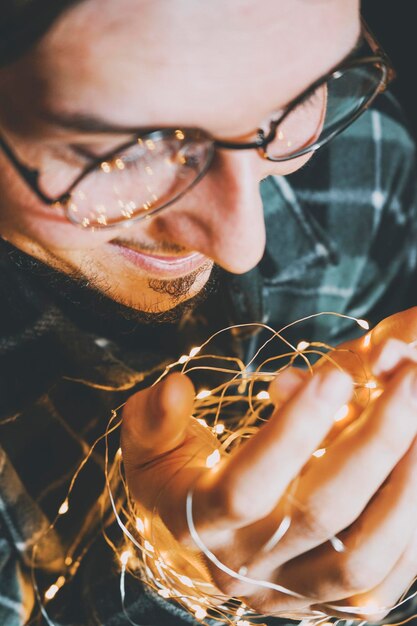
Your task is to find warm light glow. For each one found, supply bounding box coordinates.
[189,346,201,358]
[120,550,131,566]
[144,540,154,553]
[44,576,65,601]
[297,340,310,351]
[364,380,378,389]
[206,449,221,468]
[334,404,349,422]
[177,574,194,588]
[136,517,145,534]
[196,389,211,400]
[256,390,270,401]
[363,333,372,348]
[313,448,326,458]
[196,418,208,428]
[357,318,370,330]
[214,423,225,434]
[45,584,59,601]
[191,605,208,620]
[58,500,69,515]
[178,355,189,364]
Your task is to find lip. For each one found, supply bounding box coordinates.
[110,242,210,279]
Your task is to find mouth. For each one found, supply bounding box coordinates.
[109,241,211,279]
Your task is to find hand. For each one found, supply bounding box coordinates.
[121,307,417,620]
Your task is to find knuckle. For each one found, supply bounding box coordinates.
[208,480,258,524]
[300,504,337,541]
[337,558,383,595]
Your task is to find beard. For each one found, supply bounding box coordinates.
[3,241,220,337]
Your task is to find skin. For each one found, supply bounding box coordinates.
[0,0,359,312]
[1,0,416,618]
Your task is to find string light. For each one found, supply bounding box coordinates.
[58,499,69,515]
[205,449,221,468]
[28,312,417,626]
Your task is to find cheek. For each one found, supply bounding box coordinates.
[0,158,120,252]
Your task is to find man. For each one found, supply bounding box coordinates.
[0,0,417,624]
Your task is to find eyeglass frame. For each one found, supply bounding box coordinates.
[0,22,395,224]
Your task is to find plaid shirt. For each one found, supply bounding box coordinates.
[0,92,417,626]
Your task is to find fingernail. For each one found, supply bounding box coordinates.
[315,368,352,401]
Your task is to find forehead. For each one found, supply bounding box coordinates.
[3,0,360,135]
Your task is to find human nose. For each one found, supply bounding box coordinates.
[171,149,268,274]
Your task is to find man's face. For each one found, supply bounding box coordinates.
[0,0,360,315]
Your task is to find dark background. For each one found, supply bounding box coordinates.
[362,1,416,138]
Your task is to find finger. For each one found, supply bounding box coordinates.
[195,367,352,530]
[370,338,417,377]
[371,307,417,347]
[269,435,417,607]
[244,364,417,570]
[269,368,309,406]
[121,372,195,468]
[336,528,417,621]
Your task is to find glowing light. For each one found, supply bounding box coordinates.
[363,333,372,348]
[120,550,131,566]
[81,217,90,228]
[178,354,189,364]
[256,390,270,401]
[45,584,59,601]
[206,449,221,468]
[177,574,194,588]
[189,346,201,358]
[135,517,145,534]
[196,418,208,428]
[144,540,155,553]
[364,380,378,389]
[334,404,349,422]
[313,448,326,458]
[175,130,185,140]
[357,318,370,330]
[297,340,310,351]
[330,536,346,553]
[196,389,211,400]
[64,556,73,566]
[44,576,65,601]
[101,161,111,173]
[115,158,125,170]
[214,423,225,434]
[58,500,69,515]
[191,605,207,620]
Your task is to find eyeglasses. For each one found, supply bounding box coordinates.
[0,25,394,230]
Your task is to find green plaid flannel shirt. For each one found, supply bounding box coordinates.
[0,92,417,626]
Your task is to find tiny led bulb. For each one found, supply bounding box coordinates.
[58,500,69,515]
[206,449,221,468]
[189,346,201,358]
[357,319,370,330]
[196,389,211,400]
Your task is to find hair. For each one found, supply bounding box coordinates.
[0,0,82,67]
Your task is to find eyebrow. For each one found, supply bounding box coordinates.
[41,31,364,136]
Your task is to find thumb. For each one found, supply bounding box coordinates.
[121,372,195,468]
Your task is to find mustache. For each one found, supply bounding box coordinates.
[110,237,190,255]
